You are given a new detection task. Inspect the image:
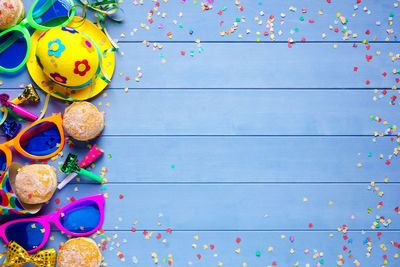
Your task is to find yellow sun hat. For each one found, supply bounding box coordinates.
[27,17,115,101]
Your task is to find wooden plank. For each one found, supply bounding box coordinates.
[1,43,398,89]
[44,136,399,183]
[2,184,396,231]
[0,230,397,266]
[18,0,400,43]
[105,0,400,42]
[0,89,396,136]
[95,89,397,136]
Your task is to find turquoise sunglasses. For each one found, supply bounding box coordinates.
[0,0,75,72]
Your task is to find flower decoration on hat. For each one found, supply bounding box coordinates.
[81,38,95,53]
[62,27,79,34]
[50,72,67,84]
[74,59,91,76]
[48,39,65,57]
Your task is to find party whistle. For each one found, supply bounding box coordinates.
[12,84,40,105]
[0,94,38,121]
[58,145,104,190]
[60,153,103,183]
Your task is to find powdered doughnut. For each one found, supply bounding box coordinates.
[57,237,102,267]
[0,0,24,30]
[63,101,105,141]
[14,164,57,204]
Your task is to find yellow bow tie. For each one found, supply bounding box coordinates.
[0,242,56,267]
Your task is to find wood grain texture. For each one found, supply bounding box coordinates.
[1,183,397,231]
[1,230,398,266]
[2,43,398,89]
[0,89,396,136]
[107,0,400,42]
[0,0,398,266]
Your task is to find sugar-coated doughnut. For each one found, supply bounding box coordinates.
[0,0,24,30]
[14,164,57,205]
[57,237,102,267]
[63,101,105,141]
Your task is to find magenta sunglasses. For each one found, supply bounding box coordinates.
[0,194,105,253]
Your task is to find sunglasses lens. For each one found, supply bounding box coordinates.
[60,200,101,233]
[5,221,45,251]
[32,0,73,27]
[20,121,61,157]
[0,30,27,70]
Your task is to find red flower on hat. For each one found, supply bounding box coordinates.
[73,59,91,76]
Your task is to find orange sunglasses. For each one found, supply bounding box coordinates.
[0,114,64,176]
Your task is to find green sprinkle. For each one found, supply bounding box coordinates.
[295,28,299,32]
[222,6,227,11]
[299,16,304,21]
[171,165,175,168]
[390,12,394,17]
[179,23,183,28]
[368,152,372,157]
[255,251,261,256]
[235,17,241,22]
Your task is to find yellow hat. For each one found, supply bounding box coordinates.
[27,17,115,101]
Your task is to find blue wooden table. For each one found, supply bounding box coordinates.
[1,0,400,266]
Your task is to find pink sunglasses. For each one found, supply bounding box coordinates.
[0,194,105,253]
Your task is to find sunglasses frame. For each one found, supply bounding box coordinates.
[0,114,65,176]
[0,0,76,72]
[0,194,105,253]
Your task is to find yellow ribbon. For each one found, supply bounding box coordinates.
[0,242,56,267]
